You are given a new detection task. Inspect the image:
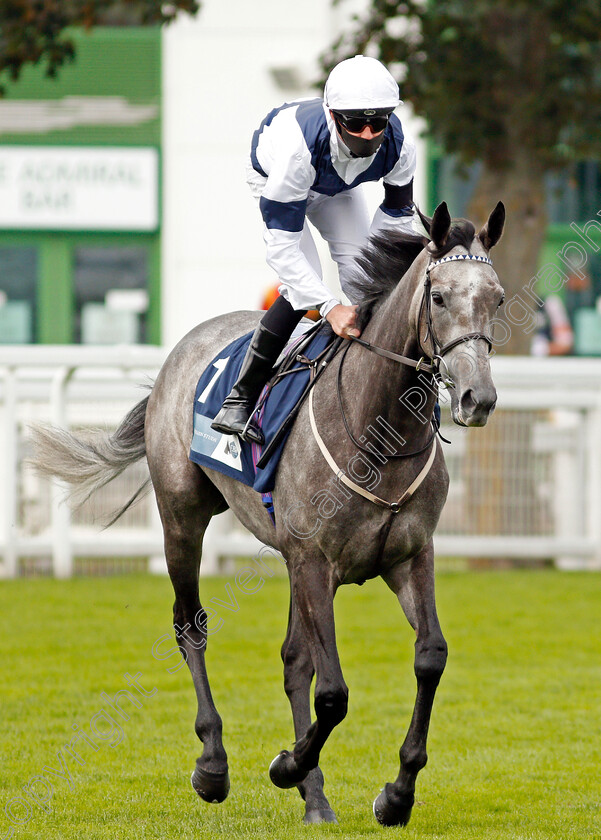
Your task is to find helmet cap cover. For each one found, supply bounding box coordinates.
[324,55,400,111]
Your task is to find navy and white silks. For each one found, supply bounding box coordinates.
[248,98,417,317]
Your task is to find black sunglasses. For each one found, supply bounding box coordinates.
[333,111,391,134]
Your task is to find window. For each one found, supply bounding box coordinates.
[73,247,148,344]
[0,247,37,343]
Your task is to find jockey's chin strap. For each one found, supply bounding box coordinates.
[350,251,495,388]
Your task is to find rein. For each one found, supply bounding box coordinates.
[337,339,438,460]
[306,250,496,514]
[348,336,437,375]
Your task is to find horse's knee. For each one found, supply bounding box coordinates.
[173,598,206,634]
[414,637,448,684]
[174,612,208,656]
[314,686,348,727]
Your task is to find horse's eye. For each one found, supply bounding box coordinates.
[431,291,445,307]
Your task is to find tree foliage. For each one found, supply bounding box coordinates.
[0,0,200,91]
[322,0,601,171]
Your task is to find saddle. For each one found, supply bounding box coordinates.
[189,321,340,517]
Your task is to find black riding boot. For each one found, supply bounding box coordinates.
[211,323,289,444]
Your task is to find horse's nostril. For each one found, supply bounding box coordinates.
[460,388,497,421]
[460,389,477,416]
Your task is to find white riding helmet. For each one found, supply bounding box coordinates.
[324,55,400,111]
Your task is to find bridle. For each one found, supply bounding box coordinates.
[419,252,495,375]
[350,251,496,385]
[333,250,497,459]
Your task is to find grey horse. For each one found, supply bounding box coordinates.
[31,201,505,827]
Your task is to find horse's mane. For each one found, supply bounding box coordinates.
[352,214,476,328]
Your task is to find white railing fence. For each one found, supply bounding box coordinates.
[436,357,601,569]
[0,348,600,577]
[0,346,165,579]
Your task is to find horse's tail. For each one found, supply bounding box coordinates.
[30,394,150,525]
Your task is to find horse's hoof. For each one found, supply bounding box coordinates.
[191,766,230,803]
[373,784,414,827]
[269,750,307,789]
[303,808,338,824]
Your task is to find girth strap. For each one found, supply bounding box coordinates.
[308,389,438,513]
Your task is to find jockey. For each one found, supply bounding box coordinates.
[212,55,418,444]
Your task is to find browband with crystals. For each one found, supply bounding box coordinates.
[426,253,493,274]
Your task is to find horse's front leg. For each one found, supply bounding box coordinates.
[375,540,448,827]
[279,593,337,823]
[269,557,348,791]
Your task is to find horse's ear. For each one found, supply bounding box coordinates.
[416,207,431,235]
[430,202,451,248]
[478,201,505,250]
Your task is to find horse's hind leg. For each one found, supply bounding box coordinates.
[374,540,448,827]
[269,557,348,791]
[152,460,230,804]
[280,594,337,824]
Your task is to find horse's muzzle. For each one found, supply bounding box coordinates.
[451,385,497,427]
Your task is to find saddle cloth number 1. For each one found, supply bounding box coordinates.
[198,357,229,404]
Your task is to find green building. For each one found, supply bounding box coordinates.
[0,27,161,345]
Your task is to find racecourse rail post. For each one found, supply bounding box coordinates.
[1,366,19,578]
[50,366,76,579]
[585,391,601,569]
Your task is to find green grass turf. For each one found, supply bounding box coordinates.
[0,569,600,839]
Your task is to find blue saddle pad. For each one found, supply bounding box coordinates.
[189,324,334,517]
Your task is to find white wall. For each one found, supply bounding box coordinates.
[161,0,426,347]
